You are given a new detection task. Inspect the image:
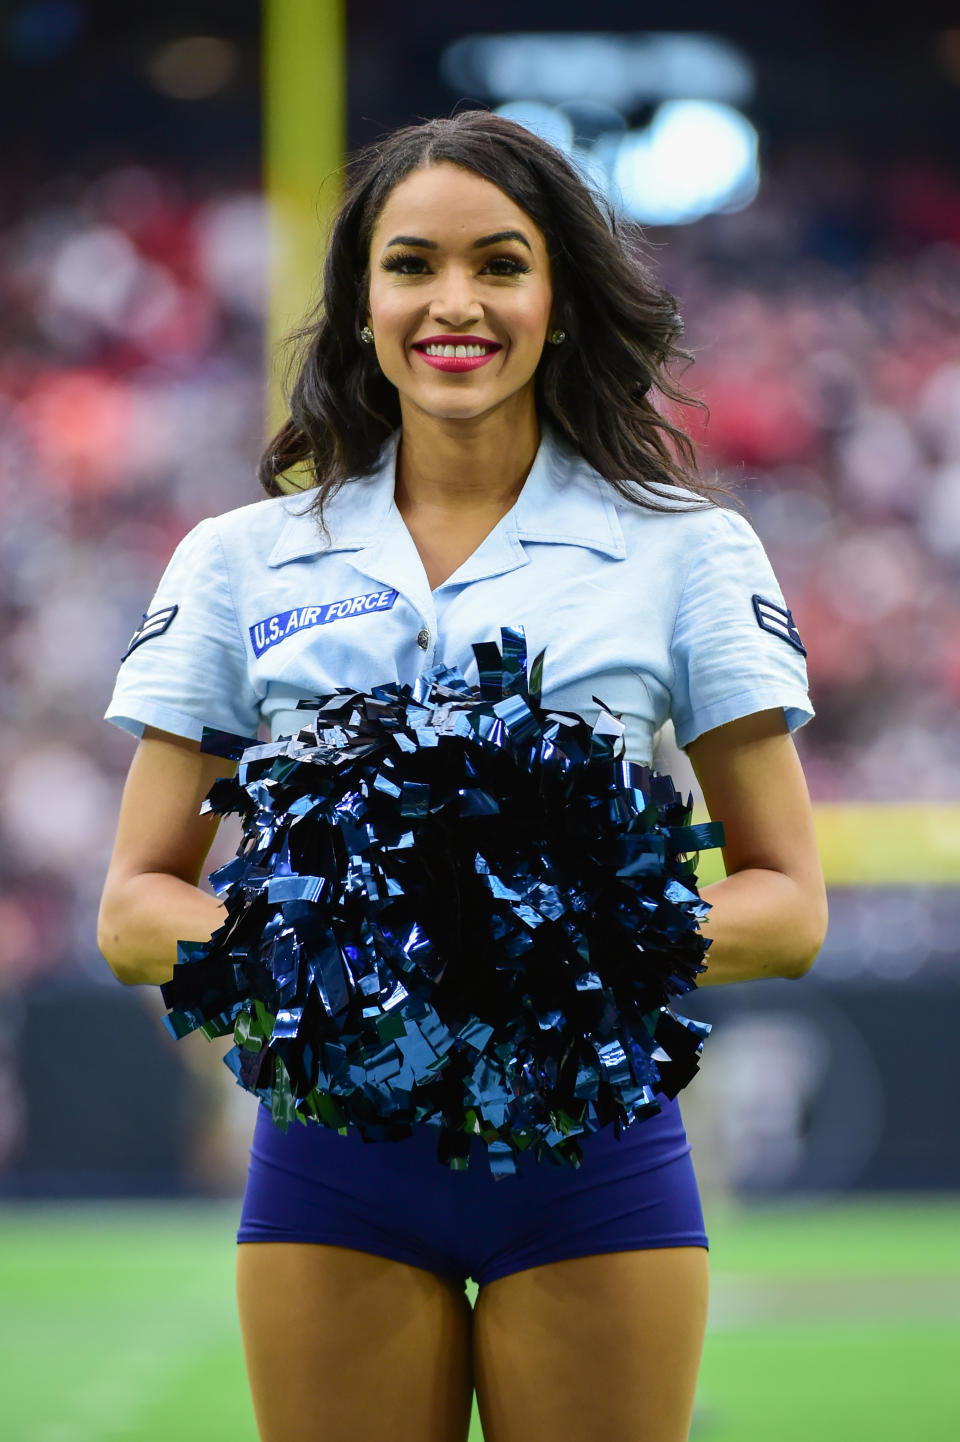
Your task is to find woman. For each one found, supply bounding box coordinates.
[98,112,826,1442]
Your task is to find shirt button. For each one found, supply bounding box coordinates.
[417,628,431,650]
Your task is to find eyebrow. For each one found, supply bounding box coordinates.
[383,235,437,250]
[473,230,532,251]
[382,229,533,252]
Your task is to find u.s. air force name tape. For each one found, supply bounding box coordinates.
[250,589,398,658]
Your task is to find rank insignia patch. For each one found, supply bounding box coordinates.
[751,595,806,656]
[121,604,179,662]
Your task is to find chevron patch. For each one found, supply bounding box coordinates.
[121,604,179,662]
[751,595,806,655]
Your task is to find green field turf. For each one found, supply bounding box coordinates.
[1,1198,957,1441]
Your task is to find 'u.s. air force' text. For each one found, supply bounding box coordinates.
[249,589,398,658]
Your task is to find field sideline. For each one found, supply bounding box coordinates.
[1,1197,958,1441]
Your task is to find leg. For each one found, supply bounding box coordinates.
[236,1241,474,1442]
[473,1247,708,1442]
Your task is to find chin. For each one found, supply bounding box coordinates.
[431,402,497,421]
[403,391,502,423]
[406,383,536,426]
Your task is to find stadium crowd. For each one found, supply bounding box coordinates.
[1,150,959,994]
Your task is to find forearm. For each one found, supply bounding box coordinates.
[695,867,827,986]
[97,872,227,988]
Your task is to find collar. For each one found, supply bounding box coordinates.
[266,426,626,567]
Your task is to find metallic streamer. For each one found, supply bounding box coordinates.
[162,628,722,1177]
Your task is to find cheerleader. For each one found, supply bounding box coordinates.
[98,112,826,1442]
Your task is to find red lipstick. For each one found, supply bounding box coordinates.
[412,334,502,373]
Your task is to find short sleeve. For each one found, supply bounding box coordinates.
[670,508,814,749]
[104,517,261,743]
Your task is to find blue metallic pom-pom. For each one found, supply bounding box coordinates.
[161,628,721,1177]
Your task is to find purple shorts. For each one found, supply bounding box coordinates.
[237,1097,707,1287]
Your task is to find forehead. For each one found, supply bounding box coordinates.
[371,162,545,249]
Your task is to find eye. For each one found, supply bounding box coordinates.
[483,255,530,276]
[379,251,532,278]
[380,252,429,275]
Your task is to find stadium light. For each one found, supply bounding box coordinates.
[145,36,240,100]
[613,100,759,225]
[442,32,755,108]
[494,98,759,224]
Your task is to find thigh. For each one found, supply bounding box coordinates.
[473,1246,709,1442]
[236,1242,474,1442]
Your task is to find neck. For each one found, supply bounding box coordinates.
[395,400,541,517]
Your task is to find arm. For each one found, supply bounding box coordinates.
[97,725,239,987]
[685,708,827,985]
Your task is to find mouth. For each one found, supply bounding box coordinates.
[411,335,502,373]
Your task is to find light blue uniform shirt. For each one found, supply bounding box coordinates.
[105,427,813,759]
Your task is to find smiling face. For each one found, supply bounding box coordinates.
[365,162,555,427]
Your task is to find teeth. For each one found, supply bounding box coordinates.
[422,343,493,358]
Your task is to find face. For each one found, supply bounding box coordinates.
[365,162,555,425]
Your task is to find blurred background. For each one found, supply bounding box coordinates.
[1,2,958,1439]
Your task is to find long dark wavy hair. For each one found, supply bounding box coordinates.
[260,110,719,514]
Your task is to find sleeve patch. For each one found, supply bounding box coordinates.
[751,595,807,656]
[120,604,179,662]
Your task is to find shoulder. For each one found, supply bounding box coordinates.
[187,491,325,566]
[551,430,753,549]
[615,494,738,533]
[200,436,397,566]
[601,470,759,565]
[542,432,762,582]
[608,471,763,564]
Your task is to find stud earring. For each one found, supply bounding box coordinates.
[548,328,567,345]
[360,325,374,344]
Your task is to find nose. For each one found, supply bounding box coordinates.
[427,268,484,327]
